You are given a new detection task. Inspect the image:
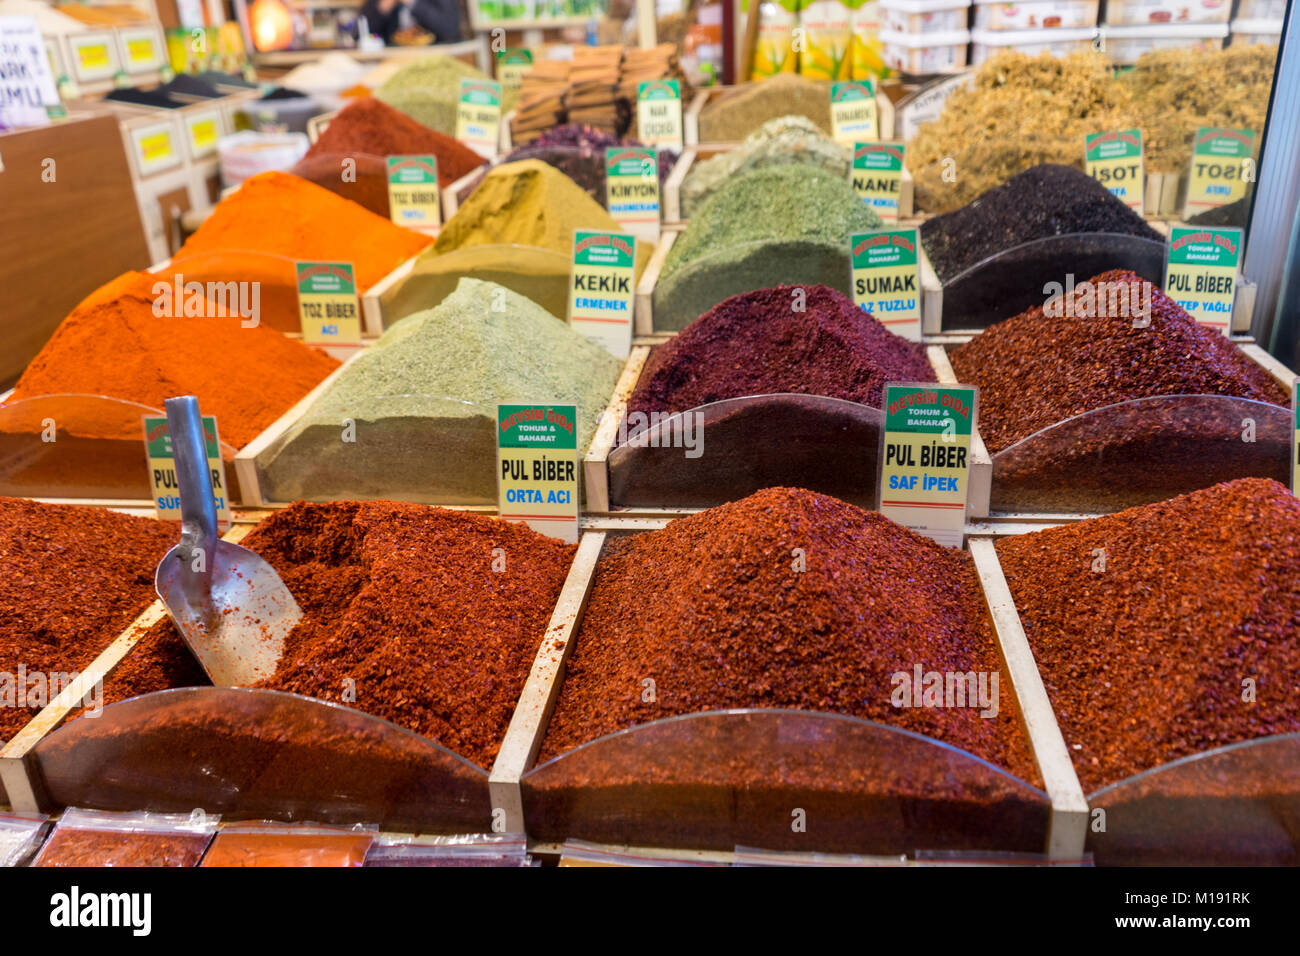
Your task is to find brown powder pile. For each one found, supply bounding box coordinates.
[950,270,1287,453]
[541,487,1038,784]
[996,478,1300,793]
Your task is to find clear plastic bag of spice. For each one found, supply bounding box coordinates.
[33,808,219,867]
[608,393,884,508]
[201,822,376,867]
[0,393,176,500]
[990,394,1291,514]
[0,812,48,867]
[556,839,727,867]
[364,833,532,867]
[933,232,1168,331]
[651,237,855,331]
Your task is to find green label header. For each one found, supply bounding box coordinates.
[498,404,579,450]
[852,229,918,269]
[883,385,975,436]
[296,261,356,295]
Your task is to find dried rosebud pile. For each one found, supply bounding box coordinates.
[541,487,1038,783]
[996,478,1300,793]
[950,270,1287,453]
[0,498,175,743]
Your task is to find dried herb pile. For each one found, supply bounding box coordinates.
[996,478,1300,792]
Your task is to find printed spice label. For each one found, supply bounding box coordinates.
[387,154,440,234]
[1165,226,1241,335]
[142,415,231,526]
[1085,128,1144,213]
[605,146,660,241]
[567,229,636,359]
[879,383,977,548]
[851,228,921,341]
[851,141,905,223]
[831,79,878,144]
[1183,127,1255,219]
[296,261,361,345]
[636,79,682,150]
[497,402,579,544]
[456,79,502,157]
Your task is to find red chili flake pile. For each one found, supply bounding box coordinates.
[540,487,1038,783]
[627,284,933,420]
[0,498,175,743]
[950,269,1287,453]
[234,501,575,769]
[995,478,1300,794]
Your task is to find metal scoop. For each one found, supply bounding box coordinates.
[155,395,301,686]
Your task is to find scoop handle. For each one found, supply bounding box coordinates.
[165,395,219,569]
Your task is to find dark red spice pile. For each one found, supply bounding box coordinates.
[920,164,1164,281]
[540,488,1038,782]
[0,498,175,743]
[951,270,1288,453]
[235,501,574,769]
[292,97,485,216]
[626,284,934,420]
[996,478,1300,794]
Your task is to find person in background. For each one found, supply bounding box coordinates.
[359,0,461,44]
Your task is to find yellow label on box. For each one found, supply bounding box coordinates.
[142,415,232,527]
[387,155,441,235]
[497,403,580,544]
[77,43,110,70]
[851,141,904,223]
[879,384,977,548]
[831,80,877,145]
[188,116,219,153]
[1164,226,1241,336]
[139,131,173,163]
[296,261,361,345]
[127,38,157,65]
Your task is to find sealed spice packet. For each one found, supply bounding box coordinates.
[364,833,532,867]
[201,823,376,867]
[732,846,907,867]
[33,808,219,867]
[0,812,49,867]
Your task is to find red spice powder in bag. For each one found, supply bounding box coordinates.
[33,809,217,867]
[626,284,934,419]
[540,487,1038,783]
[0,498,175,744]
[995,477,1300,793]
[200,823,373,867]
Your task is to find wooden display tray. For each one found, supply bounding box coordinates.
[305,110,336,144]
[663,143,915,226]
[581,344,993,519]
[233,349,644,509]
[488,526,1088,860]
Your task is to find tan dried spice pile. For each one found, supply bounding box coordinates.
[1121,44,1277,173]
[909,52,1135,213]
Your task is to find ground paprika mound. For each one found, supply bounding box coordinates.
[540,487,1039,785]
[0,498,175,744]
[173,171,432,333]
[995,478,1300,794]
